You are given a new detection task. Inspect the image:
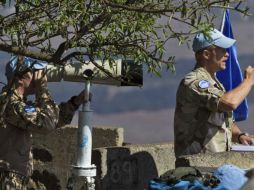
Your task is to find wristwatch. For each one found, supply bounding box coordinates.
[238,132,249,144]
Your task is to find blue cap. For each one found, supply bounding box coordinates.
[5,56,48,80]
[213,164,247,190]
[192,28,236,52]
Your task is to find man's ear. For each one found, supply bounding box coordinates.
[202,49,210,60]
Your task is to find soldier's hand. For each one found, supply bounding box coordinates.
[239,134,254,145]
[72,91,92,106]
[79,90,92,103]
[34,69,47,90]
[244,66,254,85]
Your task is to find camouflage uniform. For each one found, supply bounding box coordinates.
[0,166,28,190]
[0,84,78,190]
[174,66,233,157]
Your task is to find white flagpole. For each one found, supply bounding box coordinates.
[220,9,226,32]
[220,3,230,32]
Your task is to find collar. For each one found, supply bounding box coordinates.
[194,66,225,91]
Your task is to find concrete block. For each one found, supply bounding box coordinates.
[176,151,254,169]
[32,125,125,190]
[92,127,124,148]
[32,126,176,190]
[32,125,78,190]
[92,143,175,190]
[31,125,254,190]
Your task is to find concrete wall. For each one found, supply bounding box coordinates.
[176,151,254,170]
[32,125,175,190]
[93,143,175,190]
[32,126,77,190]
[32,125,254,190]
[32,125,128,190]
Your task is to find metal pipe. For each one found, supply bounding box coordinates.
[67,80,96,190]
[77,81,92,168]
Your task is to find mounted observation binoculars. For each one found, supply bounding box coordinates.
[46,59,143,86]
[7,57,143,86]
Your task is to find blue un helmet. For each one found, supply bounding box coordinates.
[5,56,48,80]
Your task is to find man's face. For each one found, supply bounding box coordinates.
[207,45,229,71]
[21,71,35,95]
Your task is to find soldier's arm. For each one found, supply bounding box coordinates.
[218,66,254,112]
[5,92,59,134]
[218,80,252,112]
[190,79,223,112]
[5,70,60,134]
[56,99,77,127]
[6,89,81,132]
[56,90,89,127]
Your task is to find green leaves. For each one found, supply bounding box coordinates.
[0,0,253,76]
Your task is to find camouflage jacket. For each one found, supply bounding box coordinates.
[174,66,233,157]
[0,85,77,176]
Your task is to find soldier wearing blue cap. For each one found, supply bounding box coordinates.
[0,56,88,189]
[174,28,254,158]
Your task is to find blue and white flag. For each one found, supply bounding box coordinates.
[216,9,248,121]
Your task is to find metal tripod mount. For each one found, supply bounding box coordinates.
[67,70,96,190]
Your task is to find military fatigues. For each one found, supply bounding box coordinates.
[174,66,233,157]
[0,84,78,190]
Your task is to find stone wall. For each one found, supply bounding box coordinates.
[32,125,254,190]
[176,151,254,169]
[32,125,128,190]
[32,126,77,190]
[93,143,175,190]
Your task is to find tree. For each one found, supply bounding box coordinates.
[0,0,253,77]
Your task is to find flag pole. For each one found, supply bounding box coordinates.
[220,3,229,32]
[220,9,226,32]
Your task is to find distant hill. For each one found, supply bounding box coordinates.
[1,13,254,143]
[1,12,254,116]
[90,54,254,114]
[1,52,254,114]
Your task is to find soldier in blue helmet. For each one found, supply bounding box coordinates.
[0,56,87,190]
[174,28,254,158]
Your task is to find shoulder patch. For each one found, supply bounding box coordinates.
[198,80,210,89]
[24,105,36,113]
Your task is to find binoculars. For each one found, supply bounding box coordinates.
[46,59,143,86]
